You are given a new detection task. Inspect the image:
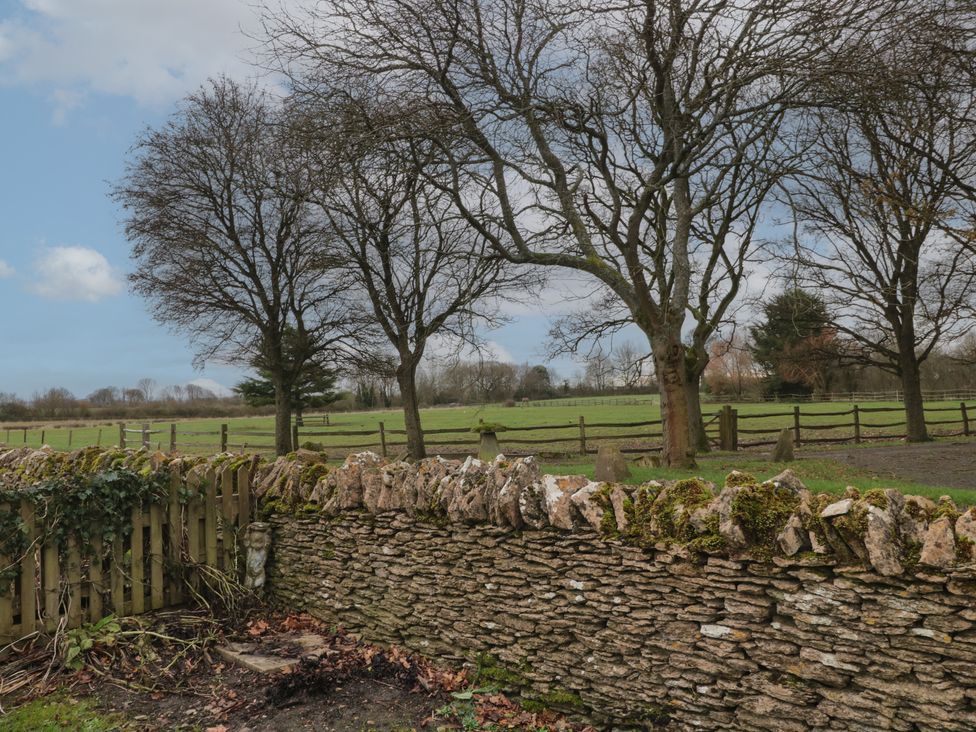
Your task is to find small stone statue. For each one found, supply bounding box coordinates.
[243,522,272,593]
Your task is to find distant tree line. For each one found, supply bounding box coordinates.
[0,380,256,423]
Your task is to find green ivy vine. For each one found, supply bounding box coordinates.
[0,469,168,591]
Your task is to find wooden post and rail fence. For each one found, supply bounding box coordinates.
[0,463,254,647]
[2,400,975,459]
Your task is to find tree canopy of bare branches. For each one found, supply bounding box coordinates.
[290,96,536,458]
[115,77,351,454]
[263,0,885,466]
[785,2,976,440]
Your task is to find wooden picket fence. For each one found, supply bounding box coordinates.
[0,463,253,647]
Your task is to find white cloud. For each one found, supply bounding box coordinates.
[32,245,123,301]
[49,87,85,125]
[0,259,14,278]
[0,0,282,108]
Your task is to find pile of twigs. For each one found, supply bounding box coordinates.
[78,609,226,695]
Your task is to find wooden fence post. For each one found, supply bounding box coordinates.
[291,423,299,452]
[167,464,183,605]
[110,537,124,615]
[22,427,26,443]
[130,505,145,615]
[68,430,72,447]
[963,402,971,437]
[578,415,587,456]
[169,423,177,453]
[719,406,733,451]
[0,503,12,643]
[65,535,82,629]
[853,405,861,444]
[205,469,218,569]
[237,465,251,581]
[42,537,59,632]
[221,467,234,572]
[793,406,801,447]
[220,423,228,453]
[731,409,739,451]
[149,501,164,611]
[97,428,102,447]
[142,423,150,449]
[88,537,103,623]
[119,422,126,449]
[39,430,45,446]
[19,500,36,636]
[378,422,387,457]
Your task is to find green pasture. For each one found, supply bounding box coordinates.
[1,396,971,457]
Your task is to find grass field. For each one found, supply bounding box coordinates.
[2,396,971,456]
[0,395,972,499]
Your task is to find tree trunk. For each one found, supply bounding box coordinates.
[272,375,293,456]
[653,335,696,468]
[899,345,929,442]
[685,380,710,453]
[397,362,426,460]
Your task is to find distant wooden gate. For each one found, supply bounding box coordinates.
[0,463,253,647]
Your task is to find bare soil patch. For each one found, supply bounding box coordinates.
[801,440,976,490]
[3,612,596,732]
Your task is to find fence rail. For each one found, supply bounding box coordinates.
[0,464,253,646]
[2,400,975,460]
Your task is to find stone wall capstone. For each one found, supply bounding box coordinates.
[264,451,976,732]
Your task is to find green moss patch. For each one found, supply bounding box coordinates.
[1,694,124,732]
[730,483,800,559]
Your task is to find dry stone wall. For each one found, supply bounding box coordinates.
[265,451,976,731]
[5,445,976,730]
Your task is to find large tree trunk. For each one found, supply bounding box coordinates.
[397,361,426,460]
[685,380,711,453]
[898,343,929,442]
[653,335,696,468]
[272,375,293,456]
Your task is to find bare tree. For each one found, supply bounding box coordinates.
[785,5,976,440]
[87,387,120,406]
[703,333,760,398]
[612,341,652,391]
[136,377,156,402]
[583,349,615,393]
[115,77,351,454]
[292,98,533,459]
[265,0,878,466]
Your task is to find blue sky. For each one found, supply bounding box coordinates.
[0,0,587,399]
